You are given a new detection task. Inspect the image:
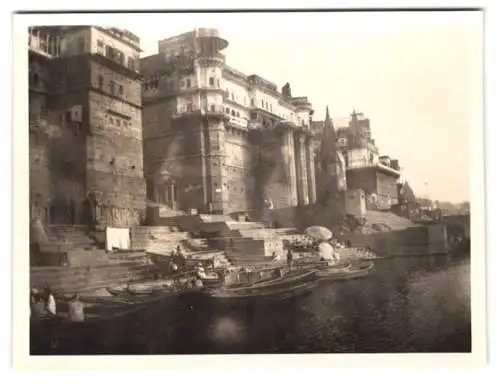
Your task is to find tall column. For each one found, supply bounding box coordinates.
[295,134,309,205]
[283,127,298,206]
[306,137,317,204]
[200,124,208,206]
[170,182,176,209]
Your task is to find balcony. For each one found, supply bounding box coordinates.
[226,114,249,129]
[347,160,401,177]
[29,36,57,58]
[172,104,226,119]
[197,52,226,61]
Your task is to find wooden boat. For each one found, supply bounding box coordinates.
[30,281,205,354]
[106,285,165,297]
[315,259,375,280]
[208,268,317,301]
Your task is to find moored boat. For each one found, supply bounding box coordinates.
[207,268,317,301]
[314,259,375,280]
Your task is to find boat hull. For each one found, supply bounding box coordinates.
[315,260,375,281]
[208,269,317,302]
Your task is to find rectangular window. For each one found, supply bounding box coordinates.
[118,85,123,95]
[109,81,116,95]
[261,100,264,108]
[98,75,104,89]
[105,45,113,59]
[77,37,85,53]
[127,57,135,70]
[186,78,191,88]
[117,50,125,65]
[97,40,104,48]
[209,77,215,86]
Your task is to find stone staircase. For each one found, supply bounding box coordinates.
[30,261,155,294]
[134,214,305,267]
[45,225,101,250]
[131,226,190,254]
[364,210,416,231]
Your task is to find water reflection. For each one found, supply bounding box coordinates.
[32,254,471,355]
[198,255,470,354]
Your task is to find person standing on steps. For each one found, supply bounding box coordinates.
[287,249,294,271]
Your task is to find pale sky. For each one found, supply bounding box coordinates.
[117,11,482,204]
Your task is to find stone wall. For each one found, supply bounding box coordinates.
[346,224,449,257]
[347,168,376,195]
[267,199,346,231]
[30,263,153,294]
[256,128,292,209]
[375,171,399,208]
[144,111,205,211]
[223,129,256,212]
[86,63,145,226]
[30,54,147,227]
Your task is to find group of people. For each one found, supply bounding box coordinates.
[30,286,85,322]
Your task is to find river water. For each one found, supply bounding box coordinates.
[32,254,471,354]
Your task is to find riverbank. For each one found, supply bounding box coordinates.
[30,254,470,355]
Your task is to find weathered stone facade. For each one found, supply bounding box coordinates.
[141,28,316,215]
[28,26,146,227]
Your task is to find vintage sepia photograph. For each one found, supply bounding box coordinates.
[13,8,484,362]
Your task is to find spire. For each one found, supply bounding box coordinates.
[318,106,337,165]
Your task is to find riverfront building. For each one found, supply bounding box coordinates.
[140,28,317,214]
[28,25,401,227]
[312,110,401,210]
[28,26,146,227]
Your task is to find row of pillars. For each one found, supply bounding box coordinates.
[282,128,317,206]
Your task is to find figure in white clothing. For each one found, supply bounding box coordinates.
[44,287,57,316]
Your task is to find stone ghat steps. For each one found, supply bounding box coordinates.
[364,210,416,231]
[237,227,297,239]
[131,226,181,235]
[181,238,215,253]
[46,225,97,247]
[153,215,204,232]
[107,251,150,263]
[130,228,190,252]
[225,238,270,265]
[199,214,233,223]
[225,221,266,230]
[30,263,153,294]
